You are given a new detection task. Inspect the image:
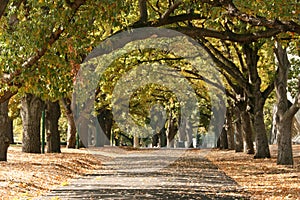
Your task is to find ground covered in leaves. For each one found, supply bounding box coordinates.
[207,145,300,199]
[0,145,299,199]
[0,146,104,199]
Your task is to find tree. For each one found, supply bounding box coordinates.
[0,0,87,160]
[274,43,300,165]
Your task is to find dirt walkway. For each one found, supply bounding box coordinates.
[37,148,249,199]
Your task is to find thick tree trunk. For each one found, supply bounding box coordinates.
[277,118,294,165]
[243,43,270,158]
[253,104,270,158]
[46,101,61,153]
[241,111,255,154]
[62,98,76,148]
[0,99,10,161]
[274,44,299,165]
[21,94,44,153]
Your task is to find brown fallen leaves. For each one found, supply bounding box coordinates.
[206,144,300,200]
[0,145,299,199]
[0,146,104,199]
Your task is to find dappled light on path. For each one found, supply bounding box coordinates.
[39,148,249,199]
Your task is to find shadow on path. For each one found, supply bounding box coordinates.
[37,148,250,199]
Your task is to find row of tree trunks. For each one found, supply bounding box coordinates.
[218,102,255,154]
[0,99,11,161]
[21,94,64,154]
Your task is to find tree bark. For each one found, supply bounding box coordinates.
[152,132,159,147]
[234,107,244,152]
[8,118,14,144]
[46,101,61,153]
[61,98,76,148]
[166,111,177,148]
[277,117,294,165]
[159,127,167,147]
[253,102,271,158]
[243,44,270,158]
[226,107,235,150]
[21,93,44,153]
[218,126,228,149]
[274,44,299,165]
[97,108,113,146]
[0,99,10,161]
[241,111,255,154]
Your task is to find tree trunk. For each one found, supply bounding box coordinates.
[218,126,228,149]
[234,107,244,152]
[97,108,113,146]
[166,111,177,148]
[8,118,14,144]
[46,101,61,153]
[133,136,140,148]
[21,93,44,153]
[274,44,299,165]
[0,99,10,161]
[270,104,278,144]
[152,132,159,147]
[277,117,294,165]
[159,127,167,147]
[186,120,193,148]
[243,43,270,158]
[241,111,255,154]
[62,98,76,148]
[226,108,235,150]
[253,103,271,158]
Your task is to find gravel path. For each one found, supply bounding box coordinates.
[37,148,249,199]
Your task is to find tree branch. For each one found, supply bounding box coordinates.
[0,0,9,19]
[0,90,17,104]
[176,26,281,42]
[199,38,248,89]
[138,0,148,23]
[161,0,182,21]
[262,80,275,100]
[225,1,300,34]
